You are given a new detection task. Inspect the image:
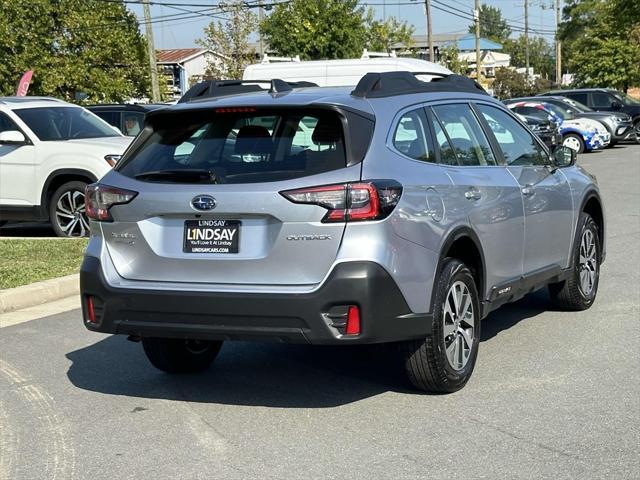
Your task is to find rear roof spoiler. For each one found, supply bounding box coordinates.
[350,71,487,99]
[178,79,318,103]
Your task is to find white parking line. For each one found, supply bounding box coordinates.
[0,296,80,329]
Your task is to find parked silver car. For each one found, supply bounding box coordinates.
[80,73,605,393]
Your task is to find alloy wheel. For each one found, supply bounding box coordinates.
[578,229,597,297]
[55,190,90,237]
[443,281,475,371]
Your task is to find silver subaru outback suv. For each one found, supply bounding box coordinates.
[80,73,605,393]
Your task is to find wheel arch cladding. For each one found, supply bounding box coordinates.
[436,227,486,309]
[41,169,98,208]
[582,192,605,258]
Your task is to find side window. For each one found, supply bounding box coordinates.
[428,112,458,165]
[592,92,613,108]
[566,92,589,105]
[431,104,497,166]
[123,112,144,136]
[94,111,120,130]
[392,108,434,162]
[0,113,20,133]
[476,104,547,166]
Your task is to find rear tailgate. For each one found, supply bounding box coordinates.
[101,105,372,286]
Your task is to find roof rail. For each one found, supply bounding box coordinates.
[350,71,487,99]
[178,78,317,103]
[260,54,301,64]
[361,49,397,59]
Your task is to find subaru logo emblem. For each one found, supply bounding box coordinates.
[191,195,216,211]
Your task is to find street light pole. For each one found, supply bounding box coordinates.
[555,0,562,86]
[142,0,161,102]
[475,0,481,82]
[524,0,530,80]
[424,0,434,62]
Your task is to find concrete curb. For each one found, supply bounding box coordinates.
[0,274,80,314]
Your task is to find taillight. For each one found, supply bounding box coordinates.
[281,180,402,223]
[85,184,137,222]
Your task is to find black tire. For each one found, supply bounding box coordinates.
[634,120,640,144]
[400,258,481,393]
[549,213,600,311]
[142,337,223,374]
[49,181,90,237]
[562,133,585,154]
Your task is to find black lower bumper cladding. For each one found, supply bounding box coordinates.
[80,257,431,345]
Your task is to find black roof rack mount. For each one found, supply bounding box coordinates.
[350,71,487,99]
[178,79,318,103]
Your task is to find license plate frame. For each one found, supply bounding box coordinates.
[183,220,241,254]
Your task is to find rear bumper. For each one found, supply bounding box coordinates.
[80,256,431,345]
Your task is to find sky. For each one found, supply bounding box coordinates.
[126,0,558,50]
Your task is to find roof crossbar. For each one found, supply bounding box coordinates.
[178,79,318,103]
[350,71,487,99]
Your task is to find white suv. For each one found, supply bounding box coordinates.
[0,97,132,236]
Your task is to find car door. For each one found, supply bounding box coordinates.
[428,103,525,292]
[475,103,574,274]
[0,112,36,206]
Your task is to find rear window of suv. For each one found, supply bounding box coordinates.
[117,108,348,184]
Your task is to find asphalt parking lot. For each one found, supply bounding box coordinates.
[1,144,639,480]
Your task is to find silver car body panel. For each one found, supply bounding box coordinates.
[88,85,602,316]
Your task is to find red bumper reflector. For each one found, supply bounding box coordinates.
[345,306,361,335]
[86,296,97,324]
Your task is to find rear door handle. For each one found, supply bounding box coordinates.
[464,188,482,201]
[521,185,535,197]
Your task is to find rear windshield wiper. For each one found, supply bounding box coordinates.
[134,169,218,184]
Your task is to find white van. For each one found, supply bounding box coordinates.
[242,57,452,87]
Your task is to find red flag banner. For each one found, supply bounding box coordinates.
[15,70,34,96]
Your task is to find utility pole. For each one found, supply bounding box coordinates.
[555,0,562,86]
[258,1,265,60]
[142,0,161,102]
[524,0,530,80]
[425,0,434,62]
[475,0,481,82]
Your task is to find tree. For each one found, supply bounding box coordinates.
[365,9,414,53]
[492,68,532,99]
[439,45,468,75]
[197,0,257,80]
[468,3,512,43]
[260,0,368,60]
[560,0,640,91]
[503,35,555,78]
[0,0,149,102]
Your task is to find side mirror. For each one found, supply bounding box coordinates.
[0,130,26,145]
[552,145,577,168]
[611,101,623,110]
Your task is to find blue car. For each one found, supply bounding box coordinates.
[506,101,610,153]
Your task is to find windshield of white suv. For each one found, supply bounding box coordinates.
[14,107,119,141]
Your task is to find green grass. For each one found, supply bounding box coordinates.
[0,239,88,289]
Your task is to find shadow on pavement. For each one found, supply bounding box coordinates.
[66,290,550,407]
[0,222,56,237]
